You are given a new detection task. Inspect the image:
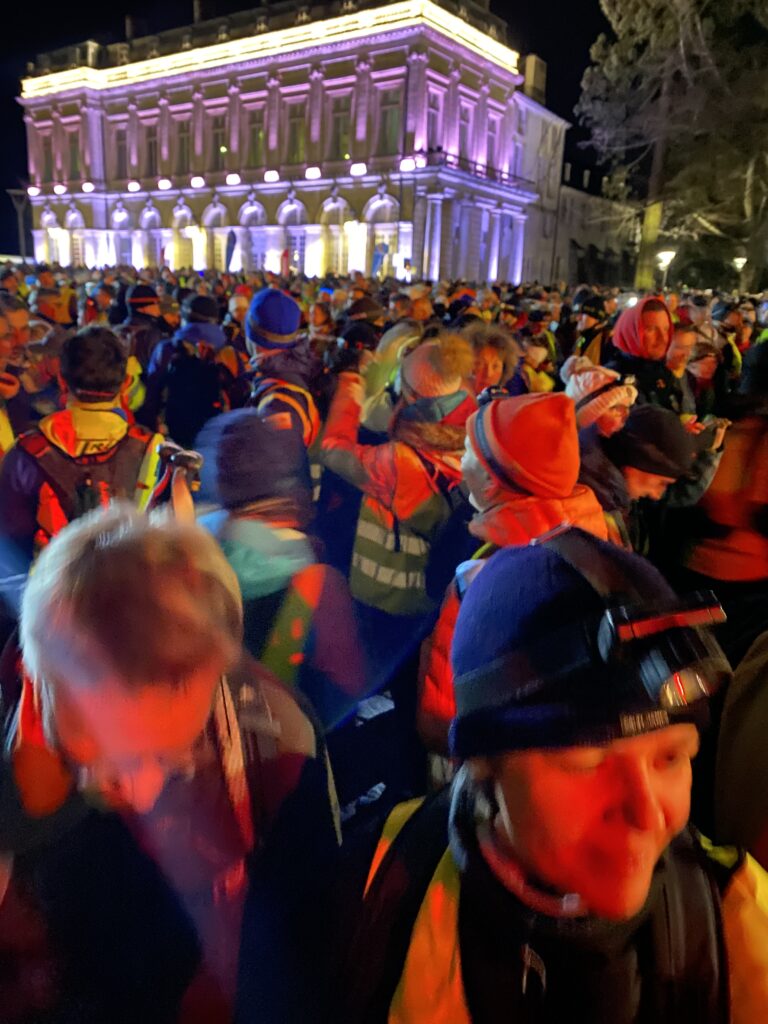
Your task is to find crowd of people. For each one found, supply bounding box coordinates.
[1,259,768,1021]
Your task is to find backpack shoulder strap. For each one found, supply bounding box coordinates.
[255,379,320,446]
[643,826,730,1023]
[16,429,79,522]
[260,563,327,689]
[342,789,452,1023]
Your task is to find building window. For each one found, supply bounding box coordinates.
[459,103,473,161]
[42,135,54,183]
[115,125,128,180]
[377,87,402,156]
[211,114,227,172]
[329,94,352,160]
[286,102,307,165]
[145,123,158,178]
[176,119,191,175]
[427,90,442,150]
[246,108,265,168]
[68,131,80,180]
[487,116,499,170]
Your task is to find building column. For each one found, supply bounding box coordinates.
[354,60,371,159]
[510,213,526,285]
[500,92,515,176]
[438,196,454,280]
[412,191,427,279]
[308,67,324,160]
[24,115,39,183]
[406,49,428,156]
[426,193,443,281]
[159,96,171,168]
[228,85,240,166]
[444,67,461,159]
[487,207,501,282]
[85,106,105,184]
[474,83,490,168]
[51,110,64,181]
[267,76,280,161]
[192,90,204,167]
[127,102,139,175]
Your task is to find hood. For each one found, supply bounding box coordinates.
[39,401,128,457]
[252,338,322,390]
[201,510,315,600]
[612,296,672,359]
[579,424,632,513]
[173,321,227,352]
[470,484,608,548]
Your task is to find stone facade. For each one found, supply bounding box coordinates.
[20,0,555,282]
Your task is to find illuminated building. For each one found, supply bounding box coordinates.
[20,0,566,282]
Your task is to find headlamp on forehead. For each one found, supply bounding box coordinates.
[597,591,729,710]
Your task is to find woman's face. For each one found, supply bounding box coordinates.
[639,310,670,361]
[688,355,718,382]
[472,345,504,394]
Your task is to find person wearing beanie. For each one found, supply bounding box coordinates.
[687,338,729,419]
[562,356,639,432]
[573,292,611,365]
[581,403,724,551]
[0,326,162,591]
[245,287,326,467]
[336,530,768,1023]
[196,408,364,730]
[138,288,247,447]
[417,394,609,754]
[117,281,170,372]
[605,296,677,409]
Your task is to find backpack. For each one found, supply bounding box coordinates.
[163,341,226,449]
[408,448,476,603]
[16,423,155,537]
[343,791,731,1024]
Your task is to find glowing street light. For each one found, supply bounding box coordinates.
[81,181,95,193]
[190,175,206,188]
[127,180,141,192]
[225,172,241,186]
[733,256,747,273]
[27,185,41,197]
[157,177,172,190]
[656,249,676,288]
[53,183,67,195]
[264,170,280,183]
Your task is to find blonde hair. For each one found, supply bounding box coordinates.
[21,503,243,692]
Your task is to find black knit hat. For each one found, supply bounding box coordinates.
[579,294,606,321]
[604,405,695,478]
[127,283,158,308]
[182,294,219,323]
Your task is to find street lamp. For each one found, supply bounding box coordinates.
[656,249,676,289]
[733,256,747,273]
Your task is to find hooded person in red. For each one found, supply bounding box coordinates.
[606,296,678,410]
[416,392,608,753]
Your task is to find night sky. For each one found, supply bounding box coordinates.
[0,0,608,255]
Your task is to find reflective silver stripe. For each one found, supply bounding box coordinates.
[352,552,425,590]
[356,517,428,556]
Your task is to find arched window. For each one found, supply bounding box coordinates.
[140,206,162,230]
[238,201,266,227]
[277,199,308,227]
[202,202,227,228]
[363,194,399,224]
[40,208,58,229]
[172,203,195,229]
[65,207,85,230]
[320,197,354,225]
[111,205,131,229]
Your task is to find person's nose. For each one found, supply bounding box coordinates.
[618,761,665,832]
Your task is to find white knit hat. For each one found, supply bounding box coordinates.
[565,364,638,428]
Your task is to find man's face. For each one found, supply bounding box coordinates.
[622,466,676,501]
[666,330,696,373]
[38,271,55,290]
[577,313,598,333]
[688,355,718,382]
[2,275,18,295]
[6,308,30,361]
[639,310,670,361]
[48,660,222,814]
[96,290,112,311]
[484,724,698,919]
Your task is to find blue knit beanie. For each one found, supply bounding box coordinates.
[196,408,309,508]
[449,530,727,758]
[246,287,302,350]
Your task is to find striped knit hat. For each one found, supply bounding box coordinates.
[562,358,638,429]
